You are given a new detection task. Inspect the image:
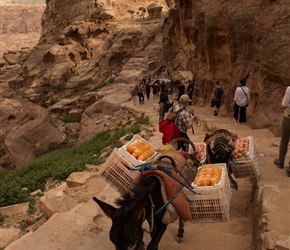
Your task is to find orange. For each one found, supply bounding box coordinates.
[194,179,203,186]
[203,178,211,186]
[127,144,136,154]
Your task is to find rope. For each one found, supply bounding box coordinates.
[154,187,183,217]
[143,194,155,234]
[129,163,196,194]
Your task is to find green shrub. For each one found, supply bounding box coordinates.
[50,99,60,105]
[0,115,149,207]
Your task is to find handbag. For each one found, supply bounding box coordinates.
[240,87,249,107]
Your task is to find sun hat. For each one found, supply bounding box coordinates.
[179,94,191,102]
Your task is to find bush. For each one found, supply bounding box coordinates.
[0,115,149,207]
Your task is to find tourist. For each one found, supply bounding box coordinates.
[138,80,145,104]
[187,79,194,105]
[177,80,185,101]
[152,81,159,100]
[146,81,151,100]
[169,94,195,150]
[210,80,224,116]
[274,86,290,177]
[130,85,138,106]
[158,91,172,122]
[232,78,250,124]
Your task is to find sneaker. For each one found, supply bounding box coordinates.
[274,158,284,169]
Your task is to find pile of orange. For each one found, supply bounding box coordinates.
[233,137,250,159]
[126,140,155,161]
[195,143,206,162]
[194,165,222,186]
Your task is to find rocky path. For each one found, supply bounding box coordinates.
[4,95,290,250]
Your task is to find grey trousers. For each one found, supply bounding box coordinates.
[278,116,290,165]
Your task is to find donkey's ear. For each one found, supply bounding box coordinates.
[131,191,148,221]
[93,196,116,219]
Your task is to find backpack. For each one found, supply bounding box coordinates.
[165,107,185,122]
[163,101,173,113]
[216,88,223,100]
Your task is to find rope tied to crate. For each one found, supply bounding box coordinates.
[129,163,196,194]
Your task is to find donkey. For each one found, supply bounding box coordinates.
[93,151,198,250]
[204,129,238,190]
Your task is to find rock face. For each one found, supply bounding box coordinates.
[0,98,65,169]
[164,0,290,135]
[1,0,290,168]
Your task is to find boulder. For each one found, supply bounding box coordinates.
[147,3,163,19]
[0,98,66,169]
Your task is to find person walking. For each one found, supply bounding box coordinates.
[138,81,145,104]
[177,80,185,101]
[152,81,159,100]
[210,80,224,116]
[145,81,151,100]
[232,78,250,124]
[158,91,172,122]
[274,86,290,177]
[187,80,194,105]
[168,94,195,150]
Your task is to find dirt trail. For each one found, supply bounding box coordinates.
[125,94,288,250]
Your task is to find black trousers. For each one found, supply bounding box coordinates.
[177,132,190,151]
[234,103,247,123]
[138,92,144,103]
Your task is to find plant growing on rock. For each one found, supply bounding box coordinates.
[138,7,146,18]
[0,114,149,207]
[127,9,135,18]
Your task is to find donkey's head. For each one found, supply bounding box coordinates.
[207,136,233,164]
[93,193,147,250]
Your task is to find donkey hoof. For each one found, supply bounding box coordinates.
[177,237,183,243]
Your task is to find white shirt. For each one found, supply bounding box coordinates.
[282,86,290,109]
[234,86,250,107]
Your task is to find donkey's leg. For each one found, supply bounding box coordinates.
[147,221,167,250]
[177,217,184,243]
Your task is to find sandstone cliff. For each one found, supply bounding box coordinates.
[1,0,289,169]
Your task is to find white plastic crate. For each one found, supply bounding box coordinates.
[99,148,140,194]
[183,163,232,223]
[117,134,159,167]
[189,142,207,164]
[229,136,260,178]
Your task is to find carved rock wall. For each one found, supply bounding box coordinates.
[164,0,290,134]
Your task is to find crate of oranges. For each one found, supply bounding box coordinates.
[117,134,158,167]
[189,142,207,163]
[99,148,140,194]
[229,136,260,178]
[183,163,232,222]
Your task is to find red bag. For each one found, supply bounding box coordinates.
[159,120,181,145]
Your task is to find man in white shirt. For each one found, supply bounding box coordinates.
[232,78,250,124]
[274,86,290,177]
